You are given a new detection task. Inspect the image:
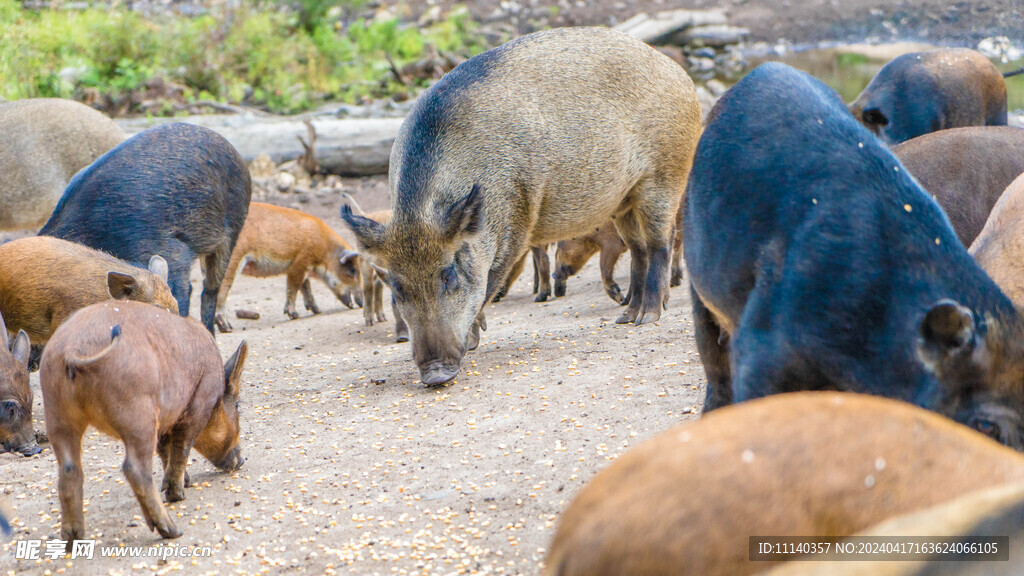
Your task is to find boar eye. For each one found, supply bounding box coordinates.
[971,418,1002,442]
[442,265,459,294]
[391,279,406,302]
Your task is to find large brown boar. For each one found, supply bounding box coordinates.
[544,392,1024,576]
[0,311,34,456]
[341,27,702,385]
[893,126,1024,246]
[214,202,361,333]
[0,99,124,230]
[41,301,247,544]
[849,48,1008,145]
[971,173,1024,307]
[0,236,177,346]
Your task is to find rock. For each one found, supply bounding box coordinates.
[694,86,719,123]
[613,9,727,45]
[978,36,1023,63]
[249,153,277,179]
[275,172,296,192]
[705,79,728,97]
[681,24,750,48]
[693,47,717,59]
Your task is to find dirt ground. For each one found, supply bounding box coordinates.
[0,181,704,575]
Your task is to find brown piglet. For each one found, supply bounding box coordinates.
[0,310,34,456]
[215,202,361,332]
[0,236,177,348]
[41,301,248,545]
[971,172,1024,306]
[544,392,1024,576]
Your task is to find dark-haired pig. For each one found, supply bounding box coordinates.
[41,300,247,545]
[545,392,1024,576]
[39,122,252,334]
[0,236,177,347]
[971,173,1024,307]
[0,99,124,230]
[686,63,1024,448]
[849,48,1008,145]
[893,126,1024,246]
[214,202,360,333]
[0,311,34,456]
[341,26,702,385]
[340,194,408,342]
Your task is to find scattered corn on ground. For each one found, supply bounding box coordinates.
[0,183,704,574]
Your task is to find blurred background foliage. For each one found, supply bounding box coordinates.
[0,0,490,114]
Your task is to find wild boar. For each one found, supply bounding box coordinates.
[553,222,628,303]
[0,311,34,456]
[685,63,1024,448]
[40,301,247,544]
[0,236,176,346]
[39,122,252,335]
[214,202,360,333]
[767,480,1024,575]
[342,27,702,385]
[971,173,1024,307]
[0,99,124,230]
[893,126,1024,246]
[341,194,408,342]
[544,392,1024,576]
[494,245,551,303]
[849,48,1008,145]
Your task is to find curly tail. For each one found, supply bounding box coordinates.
[1003,67,1024,78]
[66,325,121,380]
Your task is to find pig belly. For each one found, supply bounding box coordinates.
[240,254,292,278]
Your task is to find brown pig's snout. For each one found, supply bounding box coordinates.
[0,400,40,456]
[214,447,245,472]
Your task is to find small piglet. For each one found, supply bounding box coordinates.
[0,311,35,456]
[41,301,247,544]
[215,202,361,333]
[40,122,252,335]
[0,236,177,346]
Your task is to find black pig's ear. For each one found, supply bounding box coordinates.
[224,340,248,398]
[918,299,978,374]
[341,205,387,254]
[442,184,485,240]
[107,272,137,300]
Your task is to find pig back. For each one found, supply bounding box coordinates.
[388,26,702,243]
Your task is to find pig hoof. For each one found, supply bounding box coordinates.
[165,485,186,503]
[421,365,459,387]
[670,270,683,287]
[607,284,625,304]
[534,291,550,303]
[615,308,638,324]
[396,333,409,343]
[61,527,84,546]
[157,522,183,539]
[184,471,191,487]
[285,310,300,320]
[376,313,387,323]
[308,305,321,315]
[215,314,233,334]
[634,306,662,326]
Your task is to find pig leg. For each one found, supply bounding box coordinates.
[51,421,87,547]
[122,429,181,539]
[600,241,626,304]
[361,261,377,327]
[163,241,198,320]
[300,278,321,315]
[373,277,386,323]
[283,269,305,320]
[392,294,409,343]
[533,245,551,302]
[614,188,674,326]
[215,247,246,333]
[160,430,193,503]
[692,287,732,412]
[494,253,528,303]
[201,247,232,334]
[670,222,684,288]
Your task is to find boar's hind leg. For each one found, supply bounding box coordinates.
[300,279,321,315]
[122,428,182,539]
[200,247,232,334]
[51,421,87,547]
[692,287,732,412]
[613,196,673,325]
[215,246,246,333]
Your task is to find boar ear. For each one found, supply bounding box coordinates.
[10,330,30,368]
[0,310,8,350]
[339,249,359,267]
[107,272,137,300]
[918,299,978,372]
[224,340,248,398]
[442,184,485,240]
[148,255,169,283]
[341,205,387,254]
[370,262,390,282]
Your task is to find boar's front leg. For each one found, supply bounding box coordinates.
[51,421,86,549]
[283,269,306,320]
[159,428,191,503]
[392,293,409,343]
[122,428,181,539]
[532,245,551,303]
[300,278,321,315]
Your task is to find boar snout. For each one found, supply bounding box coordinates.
[212,447,244,472]
[414,328,466,386]
[0,401,40,456]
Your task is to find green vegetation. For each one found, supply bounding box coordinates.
[0,0,491,115]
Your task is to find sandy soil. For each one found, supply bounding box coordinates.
[0,183,704,575]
